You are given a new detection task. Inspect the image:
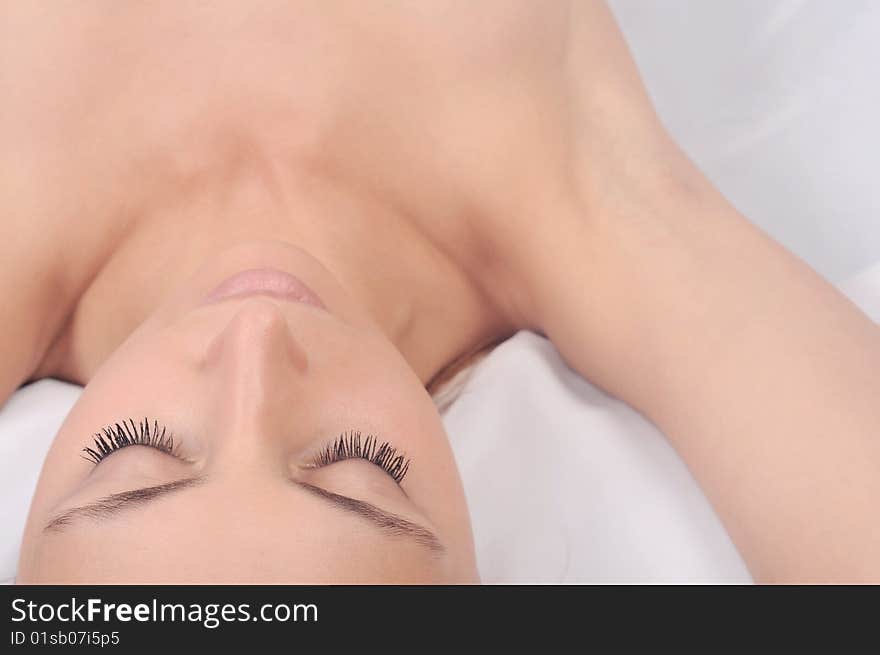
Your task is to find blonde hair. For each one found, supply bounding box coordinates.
[426,335,508,413]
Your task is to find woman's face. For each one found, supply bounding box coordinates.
[17,241,478,583]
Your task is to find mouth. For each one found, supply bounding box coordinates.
[201,268,327,310]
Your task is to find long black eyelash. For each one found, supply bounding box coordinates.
[81,417,177,465]
[314,430,411,484]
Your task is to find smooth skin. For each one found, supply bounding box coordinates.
[2,1,879,582]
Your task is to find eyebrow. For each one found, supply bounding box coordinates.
[44,477,204,532]
[43,476,444,553]
[294,481,443,552]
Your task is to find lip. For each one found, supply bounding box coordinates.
[202,268,327,310]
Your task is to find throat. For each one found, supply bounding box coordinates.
[34,164,510,390]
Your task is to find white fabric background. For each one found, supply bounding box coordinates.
[612,0,880,284]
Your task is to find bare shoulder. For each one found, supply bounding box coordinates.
[0,157,86,405]
[1,4,124,403]
[0,200,78,402]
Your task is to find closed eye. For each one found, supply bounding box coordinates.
[81,418,182,465]
[307,430,411,485]
[81,420,411,485]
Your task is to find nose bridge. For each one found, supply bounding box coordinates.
[204,298,309,447]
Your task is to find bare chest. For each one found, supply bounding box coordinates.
[6,3,561,388]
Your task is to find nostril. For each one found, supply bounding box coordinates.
[229,297,292,332]
[204,297,310,374]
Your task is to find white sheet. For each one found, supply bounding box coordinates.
[611,0,880,284]
[2,0,880,583]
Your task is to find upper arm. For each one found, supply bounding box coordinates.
[526,191,880,582]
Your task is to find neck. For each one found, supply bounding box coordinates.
[35,159,510,388]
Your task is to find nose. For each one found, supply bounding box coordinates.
[203,298,309,448]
